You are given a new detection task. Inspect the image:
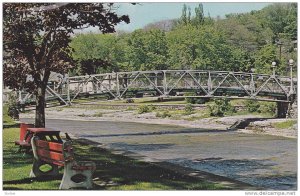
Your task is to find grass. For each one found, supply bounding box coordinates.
[3,105,17,127]
[78,113,90,117]
[3,122,226,190]
[155,111,172,118]
[272,120,297,129]
[184,115,204,121]
[73,97,187,105]
[69,98,277,120]
[126,106,135,111]
[55,107,64,112]
[92,112,103,117]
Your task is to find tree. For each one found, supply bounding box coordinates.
[187,7,192,24]
[126,30,147,71]
[167,24,246,71]
[257,2,297,55]
[3,3,129,127]
[180,4,188,25]
[70,33,127,75]
[216,13,272,53]
[283,3,297,40]
[127,29,168,71]
[143,19,177,32]
[143,30,168,70]
[193,3,204,26]
[254,44,277,74]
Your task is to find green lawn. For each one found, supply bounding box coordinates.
[272,120,297,129]
[3,122,226,190]
[3,105,18,127]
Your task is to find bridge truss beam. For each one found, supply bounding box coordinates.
[19,70,297,106]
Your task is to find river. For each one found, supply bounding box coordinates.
[21,118,297,190]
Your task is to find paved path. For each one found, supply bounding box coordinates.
[21,118,297,190]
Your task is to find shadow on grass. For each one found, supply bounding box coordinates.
[3,148,33,170]
[4,175,63,185]
[74,139,228,190]
[3,137,228,190]
[3,123,20,129]
[3,187,23,190]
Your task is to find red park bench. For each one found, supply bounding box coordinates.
[15,123,34,152]
[15,125,63,154]
[30,135,96,189]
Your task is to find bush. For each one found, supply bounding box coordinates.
[184,103,194,115]
[258,102,277,115]
[157,97,164,102]
[245,100,260,113]
[245,100,276,116]
[126,106,134,111]
[137,105,155,114]
[185,92,208,104]
[208,98,236,117]
[125,98,134,103]
[92,112,103,117]
[6,92,20,120]
[149,104,157,111]
[156,111,172,118]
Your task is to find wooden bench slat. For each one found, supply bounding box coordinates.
[40,157,65,166]
[31,136,96,189]
[72,165,96,171]
[37,148,65,162]
[36,140,63,152]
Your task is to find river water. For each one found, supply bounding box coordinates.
[22,118,297,190]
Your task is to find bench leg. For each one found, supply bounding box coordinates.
[29,160,59,178]
[59,161,95,190]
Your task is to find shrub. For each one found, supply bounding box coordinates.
[258,102,277,116]
[156,111,172,118]
[137,105,150,114]
[149,104,157,111]
[92,112,103,117]
[184,103,194,115]
[6,92,20,120]
[125,98,134,103]
[185,92,195,104]
[78,113,89,117]
[208,98,236,117]
[126,106,134,111]
[245,100,260,113]
[157,97,164,102]
[185,92,208,104]
[137,104,156,114]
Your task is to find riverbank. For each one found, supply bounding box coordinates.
[20,102,297,139]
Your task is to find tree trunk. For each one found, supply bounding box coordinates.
[35,85,46,127]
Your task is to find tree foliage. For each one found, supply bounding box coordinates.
[69,3,296,76]
[3,3,129,127]
[208,98,236,117]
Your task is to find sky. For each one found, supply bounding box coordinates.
[114,2,271,32]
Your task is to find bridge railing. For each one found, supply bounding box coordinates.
[19,70,297,105]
